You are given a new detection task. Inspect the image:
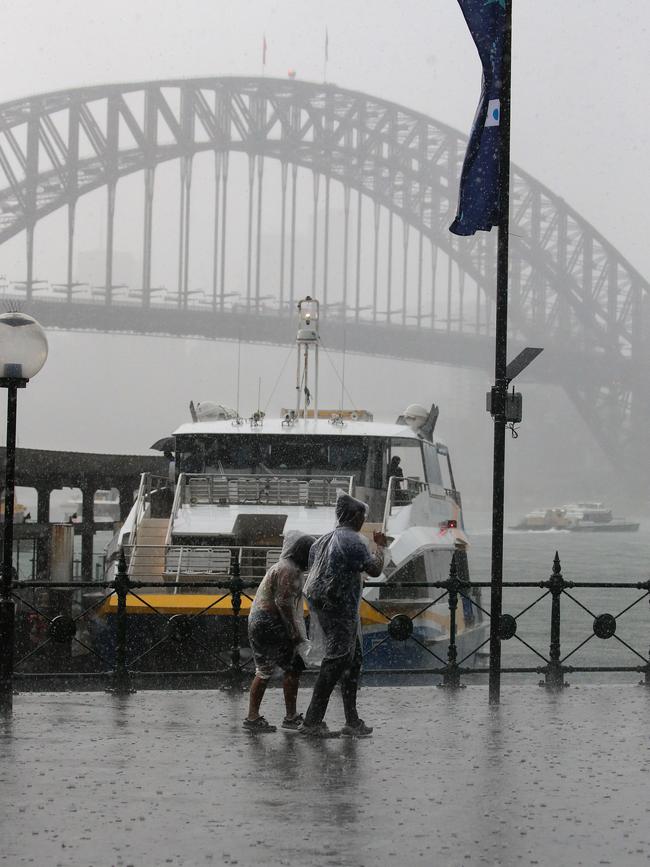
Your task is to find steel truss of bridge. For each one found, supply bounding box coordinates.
[0,76,648,473]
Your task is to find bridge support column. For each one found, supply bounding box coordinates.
[355,190,363,321]
[80,485,95,580]
[342,185,350,311]
[279,161,288,307]
[182,157,193,308]
[289,163,298,310]
[311,171,319,296]
[211,153,221,311]
[105,181,116,303]
[25,223,35,302]
[402,220,409,326]
[323,175,330,308]
[142,167,155,306]
[219,152,229,312]
[246,155,255,307]
[66,201,77,301]
[35,487,50,580]
[255,156,264,306]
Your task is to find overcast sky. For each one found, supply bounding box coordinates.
[2,0,648,514]
[2,0,648,274]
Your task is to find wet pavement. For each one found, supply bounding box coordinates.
[1,685,650,867]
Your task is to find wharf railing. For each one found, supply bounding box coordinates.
[1,550,649,708]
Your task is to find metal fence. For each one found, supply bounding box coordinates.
[2,550,649,708]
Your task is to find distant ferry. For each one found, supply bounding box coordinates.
[511,502,639,533]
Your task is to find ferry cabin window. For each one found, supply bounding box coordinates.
[422,442,444,487]
[388,439,424,482]
[176,435,384,488]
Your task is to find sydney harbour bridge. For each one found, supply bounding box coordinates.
[0,76,648,479]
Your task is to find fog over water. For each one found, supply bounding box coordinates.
[1,0,648,520]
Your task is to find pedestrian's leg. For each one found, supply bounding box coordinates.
[303,655,347,726]
[340,641,363,726]
[283,671,300,718]
[247,675,269,720]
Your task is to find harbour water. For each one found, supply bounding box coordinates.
[465,518,650,683]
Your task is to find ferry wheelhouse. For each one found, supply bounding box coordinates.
[104,298,488,675]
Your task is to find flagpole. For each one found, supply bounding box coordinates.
[488,0,513,706]
[323,28,329,82]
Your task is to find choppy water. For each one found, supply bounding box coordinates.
[464,519,650,682]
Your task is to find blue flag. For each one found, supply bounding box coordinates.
[450,0,507,236]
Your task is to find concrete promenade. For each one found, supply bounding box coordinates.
[1,685,649,866]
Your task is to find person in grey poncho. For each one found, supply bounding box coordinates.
[299,493,386,738]
[243,532,315,733]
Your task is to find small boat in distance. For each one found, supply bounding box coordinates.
[511,502,639,533]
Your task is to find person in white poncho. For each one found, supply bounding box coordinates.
[299,493,386,738]
[243,532,315,733]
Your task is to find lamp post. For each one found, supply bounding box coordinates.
[0,312,48,711]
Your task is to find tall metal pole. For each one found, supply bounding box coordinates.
[488,0,513,706]
[0,382,19,710]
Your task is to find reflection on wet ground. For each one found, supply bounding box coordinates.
[1,686,649,866]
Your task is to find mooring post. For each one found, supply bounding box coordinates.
[442,554,463,689]
[229,556,243,684]
[544,551,566,690]
[111,549,133,695]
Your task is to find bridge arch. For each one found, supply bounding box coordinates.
[0,76,648,466]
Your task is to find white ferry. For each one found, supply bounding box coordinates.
[511,502,639,533]
[103,298,488,676]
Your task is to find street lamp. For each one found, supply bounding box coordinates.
[0,312,48,710]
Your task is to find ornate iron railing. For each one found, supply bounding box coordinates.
[2,550,649,705]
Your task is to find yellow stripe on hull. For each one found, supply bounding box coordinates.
[99,594,457,630]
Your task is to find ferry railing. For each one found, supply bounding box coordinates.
[3,549,650,703]
[165,474,187,546]
[119,543,282,584]
[178,473,354,508]
[383,476,456,528]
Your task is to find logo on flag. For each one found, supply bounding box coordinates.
[485,99,500,127]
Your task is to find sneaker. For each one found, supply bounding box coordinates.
[340,719,373,738]
[297,721,340,739]
[243,716,277,733]
[281,713,304,731]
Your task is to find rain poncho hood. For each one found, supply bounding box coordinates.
[335,493,368,528]
[279,530,315,571]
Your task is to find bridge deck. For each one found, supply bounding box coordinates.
[1,685,648,866]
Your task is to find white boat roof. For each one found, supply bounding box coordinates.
[172,417,443,444]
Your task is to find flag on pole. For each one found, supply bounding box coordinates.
[262,34,268,68]
[450,0,507,236]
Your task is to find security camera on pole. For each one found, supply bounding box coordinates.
[0,312,48,712]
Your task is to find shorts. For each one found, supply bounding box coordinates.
[248,609,306,680]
